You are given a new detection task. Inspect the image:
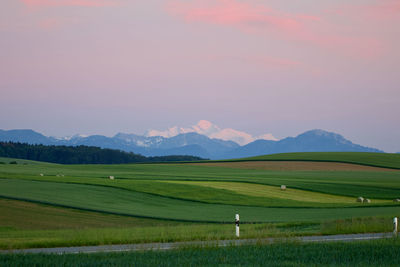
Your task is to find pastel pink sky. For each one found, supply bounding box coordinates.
[21,0,118,7]
[0,0,399,152]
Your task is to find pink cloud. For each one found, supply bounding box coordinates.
[167,0,383,59]
[168,0,320,37]
[167,0,343,47]
[21,0,118,7]
[327,0,400,20]
[370,0,400,19]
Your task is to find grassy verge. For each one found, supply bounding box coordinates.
[1,239,400,266]
[0,223,320,250]
[321,217,395,235]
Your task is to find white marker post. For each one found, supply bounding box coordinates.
[235,214,240,237]
[394,217,398,236]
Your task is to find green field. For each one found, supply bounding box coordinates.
[1,152,400,249]
[242,152,400,169]
[2,239,400,267]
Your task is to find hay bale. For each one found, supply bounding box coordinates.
[363,198,371,203]
[280,185,286,190]
[109,176,115,180]
[394,199,400,203]
[39,173,44,177]
[357,197,364,203]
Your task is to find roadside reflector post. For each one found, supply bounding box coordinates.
[394,217,398,236]
[235,214,240,237]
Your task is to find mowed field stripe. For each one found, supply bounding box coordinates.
[162,181,389,204]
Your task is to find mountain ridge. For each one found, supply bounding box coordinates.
[0,128,383,159]
[226,129,381,159]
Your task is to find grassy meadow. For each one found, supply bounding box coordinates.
[2,239,400,267]
[0,152,400,249]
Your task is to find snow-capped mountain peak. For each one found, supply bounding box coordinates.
[53,134,89,141]
[145,120,277,145]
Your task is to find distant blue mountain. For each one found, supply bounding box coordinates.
[0,129,55,145]
[226,129,382,159]
[0,128,383,160]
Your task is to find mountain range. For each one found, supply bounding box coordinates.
[0,121,382,159]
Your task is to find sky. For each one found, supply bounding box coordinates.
[0,0,399,152]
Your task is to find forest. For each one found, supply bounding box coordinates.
[0,142,204,164]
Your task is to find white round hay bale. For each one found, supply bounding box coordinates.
[357,197,364,203]
[394,199,400,203]
[363,198,371,203]
[280,185,286,190]
[39,173,44,177]
[109,176,115,180]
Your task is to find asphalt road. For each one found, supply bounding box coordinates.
[1,232,396,254]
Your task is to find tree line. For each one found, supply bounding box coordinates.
[0,142,205,164]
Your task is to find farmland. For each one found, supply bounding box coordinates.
[0,152,400,250]
[241,152,400,169]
